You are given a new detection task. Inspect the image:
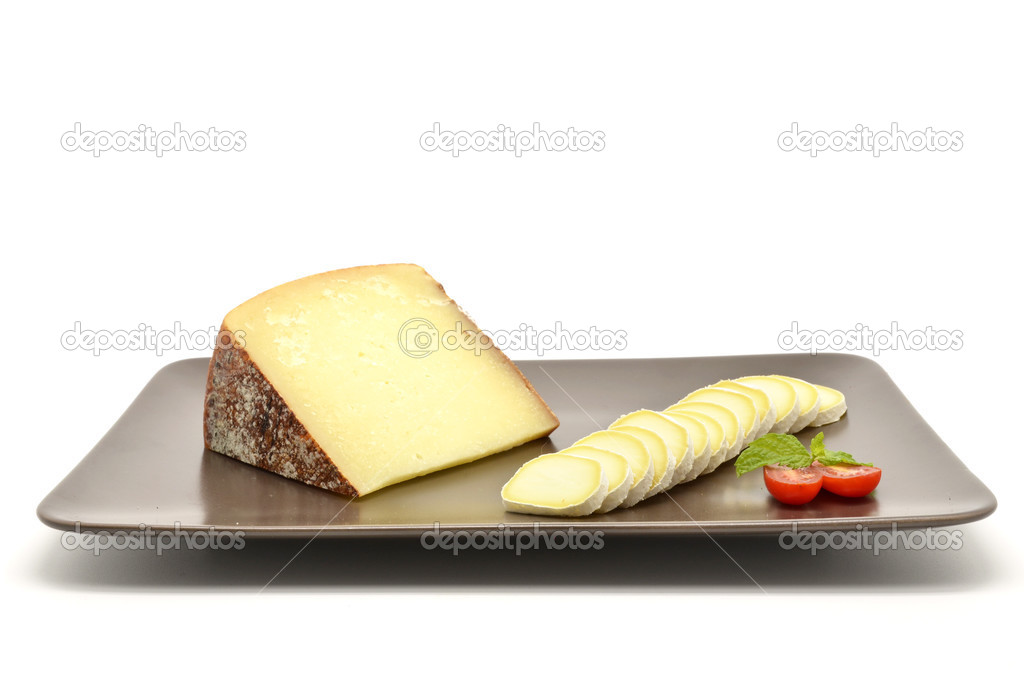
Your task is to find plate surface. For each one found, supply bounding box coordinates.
[38,354,996,537]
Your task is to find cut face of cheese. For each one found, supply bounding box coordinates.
[204,264,559,496]
[665,409,726,476]
[560,446,633,513]
[711,380,777,439]
[501,453,607,516]
[734,375,800,434]
[612,425,675,499]
[665,400,742,468]
[810,384,847,426]
[768,375,821,433]
[659,411,712,481]
[573,430,655,507]
[679,387,758,448]
[609,410,693,487]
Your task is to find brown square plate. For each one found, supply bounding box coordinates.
[37,354,996,537]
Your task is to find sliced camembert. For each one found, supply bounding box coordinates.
[678,387,759,448]
[560,446,633,513]
[502,453,608,516]
[768,375,821,433]
[659,410,713,481]
[734,375,800,434]
[810,384,847,426]
[665,400,743,468]
[710,380,777,439]
[573,430,655,507]
[610,410,693,487]
[612,425,676,498]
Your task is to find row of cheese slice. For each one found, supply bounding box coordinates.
[501,375,847,516]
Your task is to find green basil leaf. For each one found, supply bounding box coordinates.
[734,433,813,477]
[808,431,872,467]
[810,432,826,459]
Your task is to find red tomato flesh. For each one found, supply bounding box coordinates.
[819,464,882,497]
[762,465,823,505]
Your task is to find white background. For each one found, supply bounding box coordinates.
[3,1,1022,675]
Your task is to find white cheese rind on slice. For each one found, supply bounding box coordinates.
[573,430,655,508]
[809,384,847,426]
[611,425,676,499]
[501,453,608,517]
[734,375,800,434]
[769,375,821,433]
[667,409,727,476]
[665,400,743,470]
[609,410,693,488]
[711,379,777,440]
[680,387,760,449]
[560,445,634,513]
[659,410,712,482]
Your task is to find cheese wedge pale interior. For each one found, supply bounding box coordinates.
[205,264,559,496]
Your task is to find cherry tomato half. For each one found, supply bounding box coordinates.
[762,464,823,505]
[819,464,882,497]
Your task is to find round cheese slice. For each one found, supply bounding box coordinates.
[659,410,712,482]
[809,384,847,426]
[665,409,726,476]
[612,425,676,499]
[679,387,759,448]
[710,379,777,439]
[734,375,801,434]
[609,410,693,487]
[768,375,821,433]
[560,445,634,513]
[573,430,655,508]
[501,453,608,517]
[665,400,743,469]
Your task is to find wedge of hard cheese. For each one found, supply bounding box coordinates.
[204,264,559,496]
